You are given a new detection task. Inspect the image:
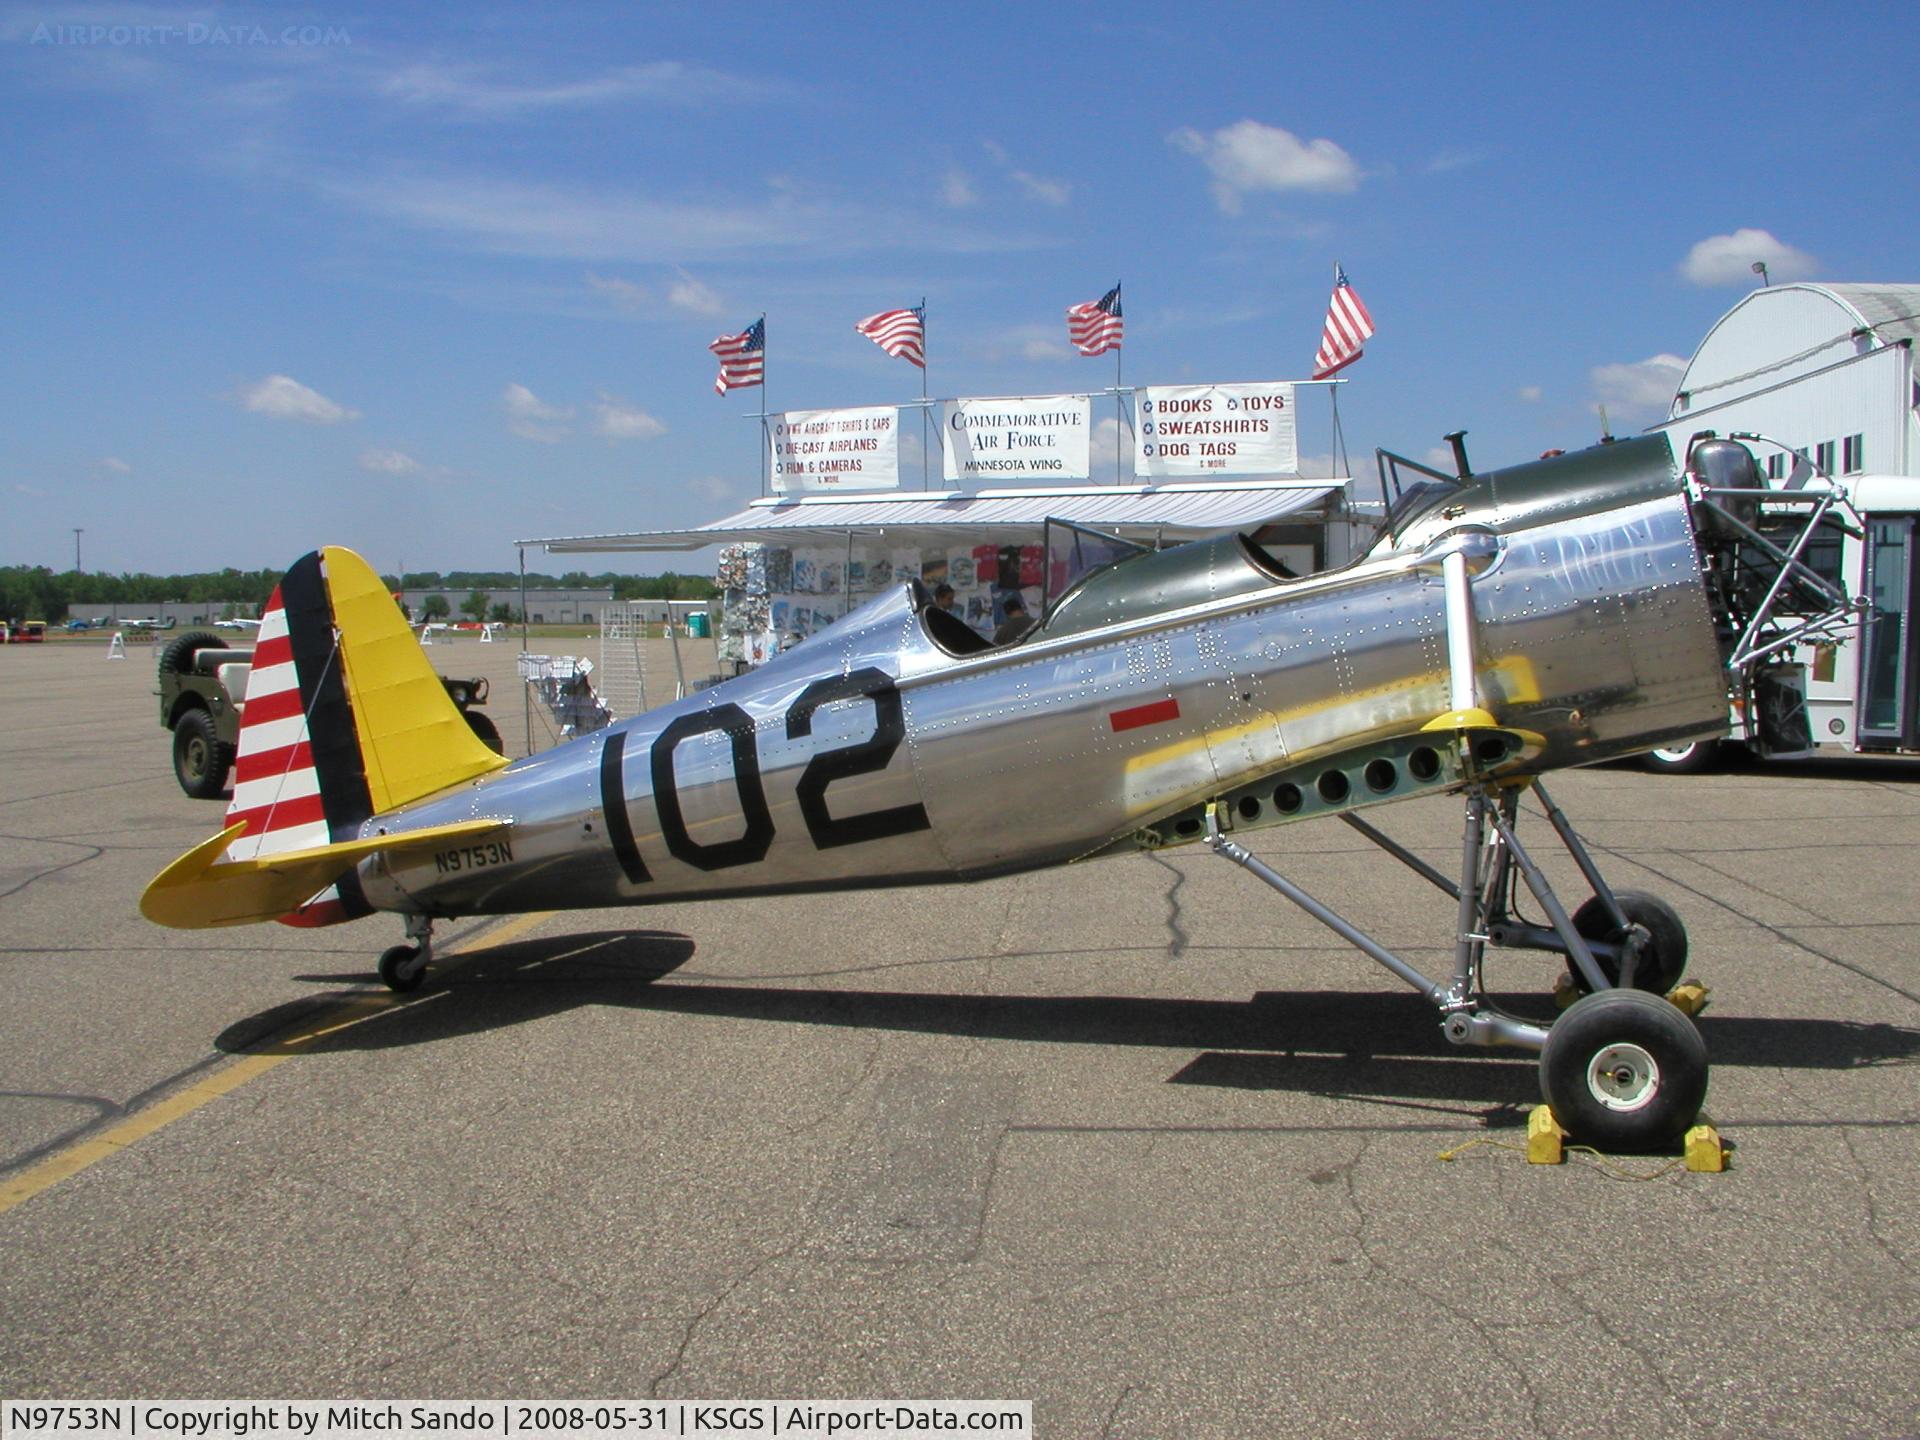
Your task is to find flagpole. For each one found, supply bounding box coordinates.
[757,312,769,499]
[1330,381,1348,482]
[1114,281,1124,485]
[920,296,931,492]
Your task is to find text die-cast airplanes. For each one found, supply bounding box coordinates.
[144,431,1858,1150]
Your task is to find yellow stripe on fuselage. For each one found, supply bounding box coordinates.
[1122,653,1544,787]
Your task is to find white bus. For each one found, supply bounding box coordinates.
[1646,454,1920,772]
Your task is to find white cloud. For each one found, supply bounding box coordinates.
[376,61,772,118]
[979,140,1069,207]
[1425,147,1487,175]
[1591,353,1688,420]
[587,268,722,318]
[1518,385,1543,403]
[899,429,927,471]
[972,324,1075,364]
[359,447,423,475]
[941,169,978,208]
[586,272,652,312]
[1090,416,1128,472]
[593,395,667,441]
[240,374,359,424]
[503,382,574,442]
[1680,229,1819,287]
[666,269,724,317]
[1010,169,1070,206]
[321,170,1035,264]
[100,456,132,474]
[1169,120,1361,214]
[14,482,46,497]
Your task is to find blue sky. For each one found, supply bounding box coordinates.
[3,1,1915,577]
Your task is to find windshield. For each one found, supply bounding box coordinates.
[1043,519,1152,620]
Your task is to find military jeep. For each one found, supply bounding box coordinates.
[157,630,502,798]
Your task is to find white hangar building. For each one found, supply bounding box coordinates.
[1653,282,1920,477]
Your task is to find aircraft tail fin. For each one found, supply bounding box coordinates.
[172,545,508,927]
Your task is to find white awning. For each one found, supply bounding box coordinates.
[524,478,1344,553]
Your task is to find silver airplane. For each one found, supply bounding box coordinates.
[144,431,1858,1150]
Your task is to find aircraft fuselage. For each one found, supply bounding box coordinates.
[357,436,1727,921]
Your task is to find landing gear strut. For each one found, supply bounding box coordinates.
[377,914,434,993]
[1205,777,1707,1151]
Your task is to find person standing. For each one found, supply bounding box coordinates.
[993,593,1034,646]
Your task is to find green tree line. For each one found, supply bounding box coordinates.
[0,566,288,622]
[1,566,715,622]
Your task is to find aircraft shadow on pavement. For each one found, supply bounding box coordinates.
[219,931,1920,1114]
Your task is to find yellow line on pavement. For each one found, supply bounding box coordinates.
[0,910,554,1216]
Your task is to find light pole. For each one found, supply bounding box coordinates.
[73,528,83,572]
[1751,261,1770,287]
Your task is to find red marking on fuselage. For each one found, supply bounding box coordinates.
[1109,698,1181,733]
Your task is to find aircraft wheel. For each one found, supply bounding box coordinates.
[1570,891,1688,994]
[377,943,426,993]
[1540,989,1707,1151]
[1642,740,1719,775]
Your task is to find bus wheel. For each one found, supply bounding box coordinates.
[1642,740,1720,775]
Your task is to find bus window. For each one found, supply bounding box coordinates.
[1861,519,1912,739]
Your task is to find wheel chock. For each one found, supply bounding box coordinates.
[1552,972,1580,1011]
[1684,1117,1729,1173]
[1527,1105,1568,1164]
[1666,980,1711,1016]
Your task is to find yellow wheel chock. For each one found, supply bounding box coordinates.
[1665,980,1711,1016]
[1527,1106,1568,1164]
[1683,1119,1729,1172]
[1519,1105,1729,1171]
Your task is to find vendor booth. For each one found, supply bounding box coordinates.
[522,475,1351,667]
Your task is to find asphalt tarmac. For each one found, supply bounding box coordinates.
[3,637,1917,1437]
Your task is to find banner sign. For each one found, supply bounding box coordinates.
[941,395,1090,483]
[1135,382,1297,477]
[770,406,900,493]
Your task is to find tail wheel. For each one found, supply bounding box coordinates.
[377,944,426,993]
[1570,891,1688,995]
[1540,989,1707,1150]
[171,708,235,799]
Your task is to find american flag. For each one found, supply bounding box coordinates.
[1066,283,1124,356]
[710,317,765,395]
[1312,266,1375,379]
[855,305,926,368]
